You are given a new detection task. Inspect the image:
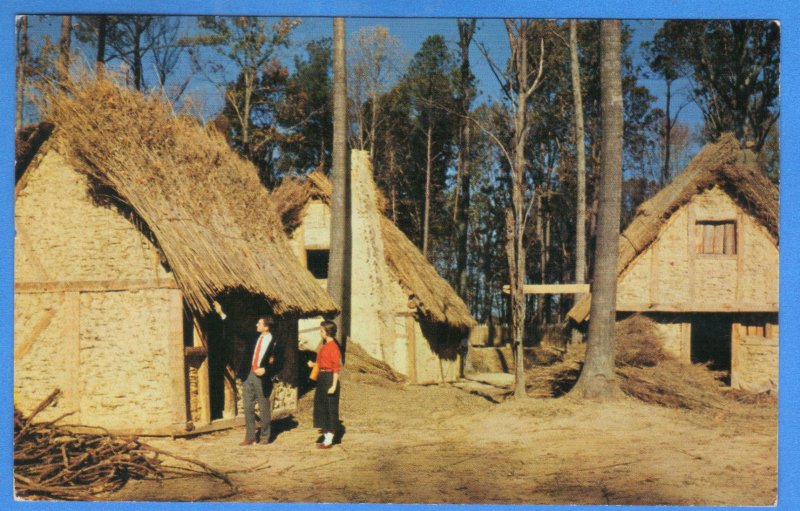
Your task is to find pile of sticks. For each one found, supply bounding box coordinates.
[14,389,234,500]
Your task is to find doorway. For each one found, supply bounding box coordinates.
[690,314,733,374]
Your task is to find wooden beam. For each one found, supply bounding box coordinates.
[405,315,417,384]
[649,237,659,305]
[502,283,591,295]
[687,203,697,305]
[193,319,211,426]
[63,292,82,419]
[617,302,778,313]
[168,290,187,426]
[15,278,179,294]
[14,308,57,360]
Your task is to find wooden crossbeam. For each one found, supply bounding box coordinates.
[502,283,590,295]
[15,278,179,294]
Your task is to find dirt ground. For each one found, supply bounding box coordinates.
[108,371,777,505]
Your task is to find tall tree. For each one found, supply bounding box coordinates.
[58,16,72,88]
[349,25,400,158]
[193,16,298,182]
[277,38,334,174]
[329,17,351,347]
[403,35,457,259]
[569,19,587,290]
[477,20,545,398]
[641,22,689,186]
[16,16,28,128]
[654,20,779,152]
[571,20,623,400]
[454,18,477,298]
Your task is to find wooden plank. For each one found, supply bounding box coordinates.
[712,223,725,254]
[405,315,417,384]
[502,283,590,295]
[15,278,179,294]
[724,222,736,255]
[649,237,659,306]
[168,290,188,426]
[736,212,745,302]
[63,292,81,418]
[731,323,741,388]
[173,417,245,438]
[193,320,211,426]
[681,321,692,364]
[223,367,236,419]
[14,308,57,360]
[687,204,697,306]
[703,224,715,254]
[617,302,778,313]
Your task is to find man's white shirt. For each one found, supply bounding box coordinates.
[254,333,273,367]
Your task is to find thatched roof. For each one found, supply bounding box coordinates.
[20,79,338,318]
[569,133,778,323]
[270,170,476,330]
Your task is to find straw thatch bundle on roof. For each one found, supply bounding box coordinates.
[569,133,778,322]
[270,170,475,329]
[38,78,338,317]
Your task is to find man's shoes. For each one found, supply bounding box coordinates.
[239,439,255,446]
[258,438,271,445]
[316,442,333,449]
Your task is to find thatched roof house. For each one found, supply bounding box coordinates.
[568,134,778,392]
[14,80,337,434]
[270,152,475,383]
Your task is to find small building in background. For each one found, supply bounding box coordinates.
[270,151,476,383]
[14,81,337,435]
[568,133,778,392]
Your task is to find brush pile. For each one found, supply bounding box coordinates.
[14,390,233,500]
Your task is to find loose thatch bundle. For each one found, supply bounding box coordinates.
[39,78,337,317]
[570,133,779,322]
[344,341,405,386]
[614,315,738,411]
[270,169,475,329]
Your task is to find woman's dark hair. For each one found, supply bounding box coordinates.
[320,320,337,339]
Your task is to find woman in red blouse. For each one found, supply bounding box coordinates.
[309,320,342,448]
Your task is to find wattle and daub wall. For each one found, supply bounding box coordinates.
[15,151,186,431]
[617,187,778,391]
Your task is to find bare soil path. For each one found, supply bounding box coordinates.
[109,375,776,505]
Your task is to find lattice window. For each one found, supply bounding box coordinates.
[695,220,737,255]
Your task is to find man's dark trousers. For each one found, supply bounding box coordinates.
[243,371,270,442]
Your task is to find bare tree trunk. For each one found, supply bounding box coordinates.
[570,19,587,288]
[133,22,143,90]
[455,18,476,299]
[423,124,433,259]
[16,16,28,128]
[329,17,351,351]
[662,79,672,186]
[58,16,72,89]
[96,15,107,78]
[571,20,623,401]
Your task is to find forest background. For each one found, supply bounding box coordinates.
[16,16,780,340]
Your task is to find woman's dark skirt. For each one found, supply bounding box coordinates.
[313,371,340,431]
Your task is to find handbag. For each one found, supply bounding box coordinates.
[310,362,320,381]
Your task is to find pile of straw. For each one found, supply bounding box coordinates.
[41,78,337,317]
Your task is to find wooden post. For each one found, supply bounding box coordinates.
[64,292,81,420]
[405,315,417,384]
[735,211,744,303]
[649,239,659,307]
[223,368,236,419]
[194,320,211,425]
[168,290,187,426]
[731,323,741,388]
[687,204,696,307]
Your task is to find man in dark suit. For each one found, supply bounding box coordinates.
[237,316,283,445]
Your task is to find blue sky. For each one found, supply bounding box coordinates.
[24,15,706,136]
